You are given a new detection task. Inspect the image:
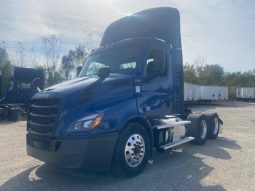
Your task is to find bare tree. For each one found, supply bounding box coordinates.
[41,35,62,85]
[14,41,26,67]
[193,56,207,67]
[83,31,96,54]
[29,47,38,66]
[41,35,62,72]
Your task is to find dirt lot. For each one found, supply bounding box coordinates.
[0,101,254,191]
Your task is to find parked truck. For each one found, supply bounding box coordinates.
[26,7,223,176]
[0,66,44,121]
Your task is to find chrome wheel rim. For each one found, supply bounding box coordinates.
[124,134,145,168]
[213,117,219,134]
[200,120,207,139]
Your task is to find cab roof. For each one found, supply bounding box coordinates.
[93,38,169,55]
[101,7,181,49]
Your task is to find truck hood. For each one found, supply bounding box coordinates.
[36,74,135,109]
[44,76,98,94]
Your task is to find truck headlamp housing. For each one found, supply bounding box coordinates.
[67,113,103,132]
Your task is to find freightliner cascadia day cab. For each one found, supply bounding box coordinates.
[26,7,223,176]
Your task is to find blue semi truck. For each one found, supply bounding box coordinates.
[26,7,223,176]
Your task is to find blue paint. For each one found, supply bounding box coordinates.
[27,8,186,170]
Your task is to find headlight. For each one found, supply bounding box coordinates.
[67,113,103,132]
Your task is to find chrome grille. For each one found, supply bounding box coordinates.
[28,98,60,135]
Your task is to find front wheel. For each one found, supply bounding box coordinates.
[112,123,150,176]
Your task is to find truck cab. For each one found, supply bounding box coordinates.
[26,7,222,176]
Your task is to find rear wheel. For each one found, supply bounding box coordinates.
[205,113,220,139]
[112,123,150,176]
[187,114,207,145]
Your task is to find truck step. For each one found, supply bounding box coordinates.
[155,120,191,130]
[159,137,194,150]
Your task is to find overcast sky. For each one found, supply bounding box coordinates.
[1,0,255,72]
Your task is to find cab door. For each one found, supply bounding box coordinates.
[136,45,174,118]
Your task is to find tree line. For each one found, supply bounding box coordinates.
[184,63,255,98]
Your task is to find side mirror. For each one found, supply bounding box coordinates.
[37,86,42,92]
[97,67,110,79]
[76,66,82,77]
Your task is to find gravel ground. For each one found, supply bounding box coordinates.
[0,101,254,191]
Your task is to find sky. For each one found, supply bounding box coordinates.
[0,0,255,72]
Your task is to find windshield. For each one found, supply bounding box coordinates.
[79,46,143,77]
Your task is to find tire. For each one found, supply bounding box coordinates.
[187,114,207,145]
[205,113,220,139]
[111,123,151,176]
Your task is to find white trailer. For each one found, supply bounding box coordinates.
[200,86,229,101]
[184,83,200,101]
[219,87,228,100]
[184,83,228,102]
[218,86,229,100]
[200,86,218,101]
[236,87,255,100]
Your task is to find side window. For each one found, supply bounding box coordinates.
[146,49,166,80]
[119,62,136,69]
[86,62,106,75]
[119,62,136,74]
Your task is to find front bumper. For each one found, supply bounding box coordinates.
[26,132,118,172]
